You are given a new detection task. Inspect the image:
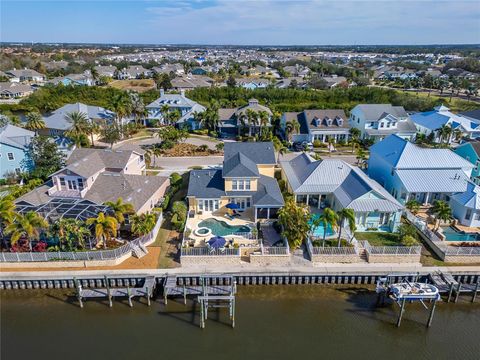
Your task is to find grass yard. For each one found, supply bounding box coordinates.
[354,232,402,246]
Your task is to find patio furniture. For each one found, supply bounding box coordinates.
[207,236,227,249]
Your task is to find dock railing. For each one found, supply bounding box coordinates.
[0,213,163,263]
[180,247,240,257]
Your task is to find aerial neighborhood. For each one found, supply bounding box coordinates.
[1,43,480,270]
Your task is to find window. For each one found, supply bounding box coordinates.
[232,179,251,191]
[59,177,66,186]
[7,153,14,161]
[380,123,384,128]
[465,209,472,220]
[370,122,374,127]
[77,178,84,190]
[232,180,238,190]
[245,180,251,190]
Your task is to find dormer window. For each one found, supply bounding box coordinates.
[313,117,321,127]
[336,117,343,126]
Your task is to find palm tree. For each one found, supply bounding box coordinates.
[104,198,134,225]
[349,128,361,153]
[277,145,287,163]
[5,211,48,250]
[160,104,170,125]
[130,213,157,236]
[436,124,452,144]
[50,218,90,250]
[285,119,300,142]
[86,121,100,147]
[64,111,90,147]
[0,197,16,243]
[245,109,258,136]
[405,199,420,215]
[129,92,146,125]
[319,208,338,247]
[86,212,118,249]
[25,112,46,135]
[90,67,99,85]
[258,110,270,137]
[336,208,356,247]
[109,92,132,131]
[431,200,452,230]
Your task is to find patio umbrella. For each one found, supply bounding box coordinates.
[207,236,226,249]
[226,203,240,209]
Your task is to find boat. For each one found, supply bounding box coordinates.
[388,281,440,301]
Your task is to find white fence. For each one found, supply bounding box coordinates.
[403,210,480,258]
[0,213,163,263]
[311,246,358,255]
[180,247,240,257]
[261,246,289,256]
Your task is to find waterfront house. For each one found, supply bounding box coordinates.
[217,99,273,138]
[282,109,351,144]
[411,105,480,143]
[349,104,417,142]
[368,135,473,205]
[0,82,34,99]
[450,182,480,227]
[5,68,45,83]
[146,89,205,129]
[187,142,284,222]
[280,153,403,232]
[41,102,115,137]
[0,124,35,179]
[454,140,480,185]
[16,148,169,215]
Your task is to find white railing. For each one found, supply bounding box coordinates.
[260,246,289,256]
[180,247,240,257]
[311,246,358,255]
[403,210,480,257]
[0,213,163,263]
[366,245,422,255]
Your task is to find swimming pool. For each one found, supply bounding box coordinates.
[197,218,251,237]
[309,214,336,238]
[441,226,480,242]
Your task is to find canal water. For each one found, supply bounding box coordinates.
[1,285,479,360]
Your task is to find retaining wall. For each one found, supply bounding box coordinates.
[311,254,362,263]
[366,253,421,264]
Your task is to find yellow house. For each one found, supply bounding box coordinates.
[187,142,284,221]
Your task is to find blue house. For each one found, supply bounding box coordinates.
[454,141,480,186]
[0,124,35,179]
[450,182,480,227]
[368,135,474,205]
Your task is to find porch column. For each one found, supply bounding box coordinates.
[423,192,430,206]
[267,208,270,219]
[404,192,410,203]
[334,134,338,143]
[306,194,309,205]
[318,194,321,209]
[254,208,258,222]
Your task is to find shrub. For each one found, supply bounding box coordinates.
[215,142,224,151]
[161,194,170,210]
[397,223,418,240]
[401,235,418,247]
[198,144,208,152]
[169,172,182,187]
[313,139,322,148]
[160,140,174,150]
[277,179,286,192]
[172,201,187,219]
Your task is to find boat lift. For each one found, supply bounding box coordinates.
[376,273,440,328]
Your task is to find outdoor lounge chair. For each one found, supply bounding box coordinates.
[232,210,241,217]
[224,213,234,220]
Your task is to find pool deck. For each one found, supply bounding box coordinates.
[185,209,258,246]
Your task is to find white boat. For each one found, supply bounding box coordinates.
[389,281,440,300]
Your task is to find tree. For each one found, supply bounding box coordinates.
[129,91,146,125]
[336,208,356,247]
[64,111,90,148]
[277,198,310,250]
[109,92,132,129]
[0,197,16,242]
[401,235,418,247]
[25,112,46,135]
[90,67,99,85]
[101,124,121,149]
[405,199,420,215]
[226,75,236,87]
[104,198,134,225]
[397,223,418,241]
[285,119,300,142]
[319,208,338,247]
[86,212,118,249]
[50,218,90,250]
[277,145,287,163]
[29,136,65,180]
[5,211,48,250]
[431,200,452,230]
[349,127,361,153]
[356,148,367,167]
[215,142,224,151]
[436,124,452,144]
[130,213,157,236]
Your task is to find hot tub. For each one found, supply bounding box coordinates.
[194,227,212,237]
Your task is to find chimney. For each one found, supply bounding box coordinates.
[160,88,165,97]
[180,89,185,97]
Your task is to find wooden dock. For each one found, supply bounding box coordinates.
[162,275,237,328]
[429,271,479,303]
[75,276,156,308]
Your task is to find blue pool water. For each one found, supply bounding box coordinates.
[309,214,336,237]
[198,218,251,237]
[442,226,480,242]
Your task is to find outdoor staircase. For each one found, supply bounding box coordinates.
[131,243,148,259]
[358,248,368,263]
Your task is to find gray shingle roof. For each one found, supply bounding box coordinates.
[224,142,276,165]
[43,103,114,131]
[222,152,260,178]
[187,169,225,198]
[355,104,408,120]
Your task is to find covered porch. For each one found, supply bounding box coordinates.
[295,193,335,209]
[404,191,450,206]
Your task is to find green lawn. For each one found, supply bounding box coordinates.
[354,232,402,246]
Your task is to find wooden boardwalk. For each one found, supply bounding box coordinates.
[75,276,156,308]
[429,271,479,303]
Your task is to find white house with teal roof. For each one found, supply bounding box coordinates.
[0,124,35,179]
[280,153,403,232]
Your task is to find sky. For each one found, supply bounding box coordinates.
[1,0,479,45]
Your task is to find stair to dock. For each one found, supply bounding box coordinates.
[358,248,368,262]
[131,243,148,259]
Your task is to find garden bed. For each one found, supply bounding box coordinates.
[159,143,222,157]
[354,232,402,246]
